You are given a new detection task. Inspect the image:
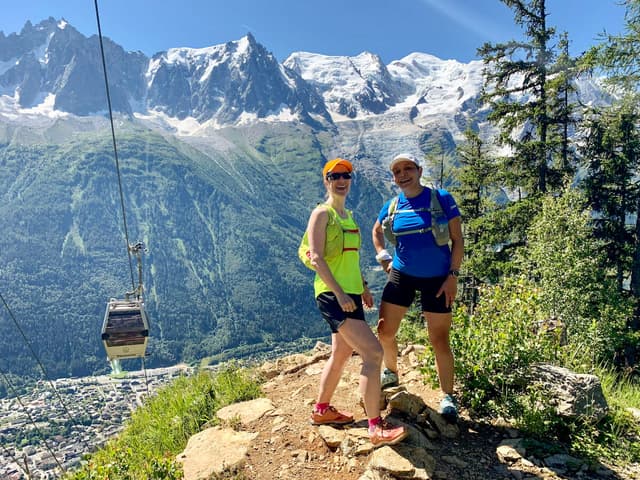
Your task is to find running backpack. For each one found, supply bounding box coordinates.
[298,205,359,269]
[381,188,450,247]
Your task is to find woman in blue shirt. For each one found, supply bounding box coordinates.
[372,153,464,422]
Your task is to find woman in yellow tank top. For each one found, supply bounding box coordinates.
[305,158,407,447]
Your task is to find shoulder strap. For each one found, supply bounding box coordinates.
[387,196,399,216]
[325,205,336,224]
[430,188,451,246]
[431,188,444,215]
[318,203,339,227]
[387,196,399,235]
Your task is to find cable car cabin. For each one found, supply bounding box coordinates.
[101,298,149,360]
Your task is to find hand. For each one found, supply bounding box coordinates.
[336,292,357,312]
[436,275,458,308]
[381,259,392,273]
[361,288,374,309]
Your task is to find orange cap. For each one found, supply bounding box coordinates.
[322,158,353,177]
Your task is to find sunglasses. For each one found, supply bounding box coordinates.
[326,172,352,181]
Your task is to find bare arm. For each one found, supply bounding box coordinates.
[308,207,356,312]
[436,216,464,307]
[372,219,392,273]
[448,216,464,271]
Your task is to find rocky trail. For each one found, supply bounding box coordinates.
[176,343,639,480]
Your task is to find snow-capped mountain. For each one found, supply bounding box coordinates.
[0,19,330,127]
[387,53,486,118]
[283,50,487,122]
[0,18,492,131]
[146,33,330,126]
[0,18,147,115]
[284,51,404,118]
[0,18,611,153]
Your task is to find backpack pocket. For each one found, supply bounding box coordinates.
[432,213,450,246]
[381,216,397,246]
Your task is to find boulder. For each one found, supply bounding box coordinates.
[529,363,608,421]
[176,426,258,480]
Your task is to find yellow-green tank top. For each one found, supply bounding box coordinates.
[314,207,364,297]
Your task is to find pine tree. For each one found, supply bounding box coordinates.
[478,0,558,195]
[421,134,457,189]
[451,127,538,284]
[580,100,640,370]
[594,0,640,90]
[586,0,640,370]
[580,101,640,291]
[452,128,500,305]
[547,32,580,181]
[475,0,584,284]
[453,129,496,256]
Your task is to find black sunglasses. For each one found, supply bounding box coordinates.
[326,172,352,181]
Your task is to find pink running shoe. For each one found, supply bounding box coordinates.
[369,420,408,447]
[310,406,354,426]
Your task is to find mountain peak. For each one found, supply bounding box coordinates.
[23,17,60,35]
[244,31,257,45]
[143,32,330,125]
[235,33,259,57]
[20,19,34,34]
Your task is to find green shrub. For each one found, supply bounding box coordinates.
[520,188,632,369]
[443,277,557,414]
[507,384,565,441]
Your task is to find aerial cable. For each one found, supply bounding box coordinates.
[0,291,94,453]
[0,432,29,479]
[0,368,66,476]
[141,356,150,396]
[94,0,151,376]
[0,366,35,479]
[93,0,135,291]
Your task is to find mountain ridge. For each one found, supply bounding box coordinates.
[0,16,610,163]
[0,18,491,130]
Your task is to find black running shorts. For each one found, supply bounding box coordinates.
[381,268,451,314]
[316,292,366,333]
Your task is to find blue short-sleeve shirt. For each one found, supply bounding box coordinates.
[377,187,460,278]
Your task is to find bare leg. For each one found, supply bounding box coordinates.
[316,331,355,405]
[424,312,454,394]
[377,302,408,373]
[336,318,384,419]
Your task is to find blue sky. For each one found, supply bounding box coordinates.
[1,0,627,64]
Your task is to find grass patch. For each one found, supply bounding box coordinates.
[64,364,262,480]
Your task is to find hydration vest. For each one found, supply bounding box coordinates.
[381,188,450,247]
[298,205,360,270]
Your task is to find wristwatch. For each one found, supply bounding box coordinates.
[448,269,460,277]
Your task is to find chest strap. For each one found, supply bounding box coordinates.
[342,228,360,251]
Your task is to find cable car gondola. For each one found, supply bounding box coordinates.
[101,297,149,360]
[101,242,150,361]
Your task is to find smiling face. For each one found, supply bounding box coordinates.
[391,160,422,193]
[324,165,352,197]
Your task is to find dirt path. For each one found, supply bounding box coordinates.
[227,345,637,480]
